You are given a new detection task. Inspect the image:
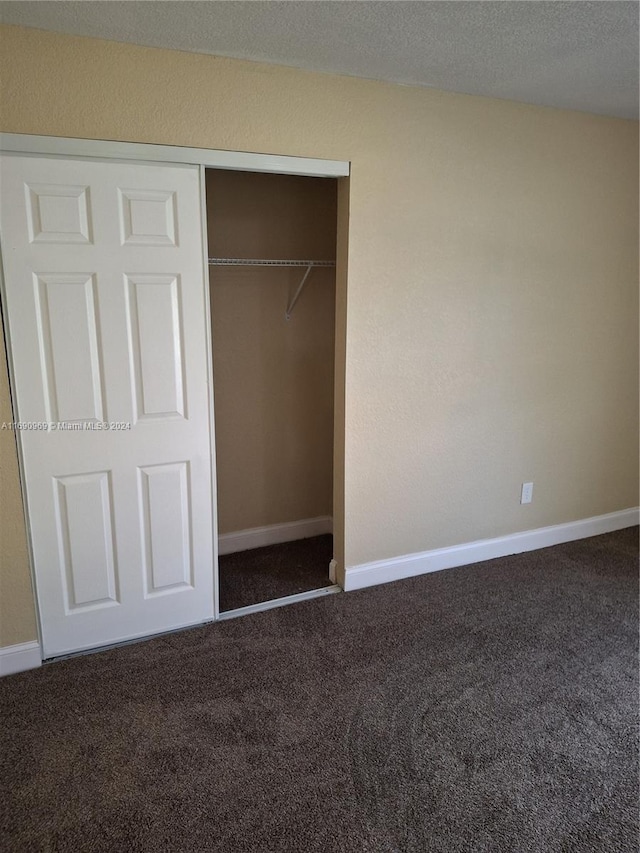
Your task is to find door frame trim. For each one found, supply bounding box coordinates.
[198,163,221,621]
[0,133,350,661]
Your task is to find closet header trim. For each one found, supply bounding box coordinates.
[0,134,350,178]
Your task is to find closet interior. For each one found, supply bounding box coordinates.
[205,169,338,612]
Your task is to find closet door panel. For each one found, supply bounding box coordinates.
[138,461,193,595]
[33,272,105,423]
[125,273,186,420]
[0,154,214,657]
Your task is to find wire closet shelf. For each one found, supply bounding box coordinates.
[208,258,336,319]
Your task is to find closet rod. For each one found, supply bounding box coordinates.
[208,258,335,267]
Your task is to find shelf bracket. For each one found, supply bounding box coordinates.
[285,264,314,320]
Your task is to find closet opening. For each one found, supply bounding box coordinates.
[205,168,341,615]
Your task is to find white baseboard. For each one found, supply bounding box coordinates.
[218,515,333,556]
[344,507,639,592]
[0,640,42,677]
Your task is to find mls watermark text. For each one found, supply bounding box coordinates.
[1,421,132,431]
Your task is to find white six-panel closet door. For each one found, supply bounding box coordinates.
[0,155,214,657]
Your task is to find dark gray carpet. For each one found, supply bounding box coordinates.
[1,527,637,852]
[219,534,333,611]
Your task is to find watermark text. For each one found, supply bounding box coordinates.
[1,421,132,432]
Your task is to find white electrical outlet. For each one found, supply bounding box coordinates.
[520,482,534,504]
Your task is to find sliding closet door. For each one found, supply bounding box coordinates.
[0,155,214,656]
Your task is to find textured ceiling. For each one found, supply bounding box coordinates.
[1,1,638,119]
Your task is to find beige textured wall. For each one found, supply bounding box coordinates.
[0,25,638,642]
[0,330,38,646]
[206,170,336,533]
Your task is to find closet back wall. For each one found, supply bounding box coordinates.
[207,171,337,535]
